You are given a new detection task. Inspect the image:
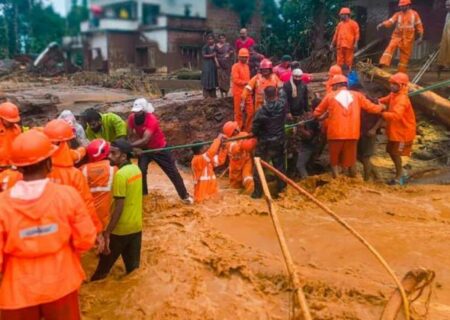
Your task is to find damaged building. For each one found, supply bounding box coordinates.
[80,0,262,73]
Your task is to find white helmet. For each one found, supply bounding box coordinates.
[292,68,304,77]
[132,98,154,113]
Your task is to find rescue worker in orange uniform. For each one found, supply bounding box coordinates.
[44,119,104,235]
[313,75,385,178]
[80,139,117,227]
[0,102,22,159]
[377,0,424,72]
[231,48,253,132]
[331,7,360,69]
[220,121,255,194]
[0,129,96,320]
[242,59,283,118]
[325,64,343,94]
[191,135,224,203]
[0,150,22,192]
[379,72,416,185]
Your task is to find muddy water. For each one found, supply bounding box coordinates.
[80,163,450,320]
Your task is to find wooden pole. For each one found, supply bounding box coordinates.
[259,159,411,320]
[254,157,312,320]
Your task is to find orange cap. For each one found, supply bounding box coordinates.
[339,7,351,15]
[241,137,257,152]
[329,65,343,77]
[223,121,239,137]
[0,102,20,123]
[10,129,57,167]
[331,75,348,86]
[44,119,75,142]
[399,0,411,6]
[389,72,409,85]
[238,48,250,57]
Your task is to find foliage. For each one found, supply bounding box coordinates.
[0,0,65,58]
[66,0,89,36]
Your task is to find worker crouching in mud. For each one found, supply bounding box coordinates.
[312,75,386,178]
[0,130,96,320]
[251,86,287,199]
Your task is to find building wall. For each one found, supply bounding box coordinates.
[141,0,207,18]
[91,33,109,60]
[107,32,139,70]
[143,29,169,53]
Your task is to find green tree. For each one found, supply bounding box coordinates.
[66,0,89,36]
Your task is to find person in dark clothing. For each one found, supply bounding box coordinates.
[201,34,218,98]
[251,86,287,199]
[284,68,310,119]
[296,112,321,179]
[249,46,265,77]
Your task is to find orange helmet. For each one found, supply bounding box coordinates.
[44,119,75,142]
[339,7,351,15]
[87,139,110,162]
[399,0,411,6]
[10,129,57,167]
[238,48,250,57]
[0,102,20,123]
[331,75,348,86]
[223,121,239,137]
[260,59,273,69]
[241,137,257,152]
[329,65,343,77]
[389,72,409,85]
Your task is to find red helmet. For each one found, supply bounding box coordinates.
[259,59,273,70]
[329,65,343,77]
[87,139,110,162]
[339,7,351,15]
[389,72,409,85]
[0,102,20,123]
[399,0,411,6]
[331,75,348,86]
[223,121,239,137]
[44,119,75,142]
[10,129,57,167]
[241,137,257,152]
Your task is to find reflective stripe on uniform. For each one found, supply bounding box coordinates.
[243,176,254,183]
[1,176,9,191]
[90,166,114,193]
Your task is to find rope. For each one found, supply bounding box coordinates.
[259,160,411,320]
[408,79,450,97]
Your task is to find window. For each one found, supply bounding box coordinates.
[143,4,160,25]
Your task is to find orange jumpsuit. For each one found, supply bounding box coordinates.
[191,138,221,203]
[0,122,21,160]
[0,169,22,192]
[242,73,283,118]
[379,89,416,143]
[219,132,254,194]
[231,61,253,132]
[71,147,86,164]
[48,142,103,232]
[0,181,96,309]
[332,19,360,68]
[379,9,424,72]
[80,160,117,227]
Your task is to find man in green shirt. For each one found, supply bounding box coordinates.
[84,109,127,142]
[91,139,143,281]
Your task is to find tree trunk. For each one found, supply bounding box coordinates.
[312,1,327,51]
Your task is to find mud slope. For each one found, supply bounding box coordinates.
[80,164,450,320]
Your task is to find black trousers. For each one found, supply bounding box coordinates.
[253,141,287,197]
[91,232,142,281]
[138,149,188,199]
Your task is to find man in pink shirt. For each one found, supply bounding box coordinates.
[128,98,193,204]
[235,28,256,51]
[273,55,293,83]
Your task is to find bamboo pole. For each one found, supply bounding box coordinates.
[254,157,312,320]
[259,160,411,320]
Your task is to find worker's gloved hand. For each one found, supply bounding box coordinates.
[287,113,294,121]
[367,128,377,137]
[381,104,388,111]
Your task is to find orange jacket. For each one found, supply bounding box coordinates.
[191,138,221,203]
[231,61,251,95]
[80,160,117,227]
[333,19,360,49]
[314,88,383,140]
[380,91,416,142]
[71,147,86,164]
[223,132,252,168]
[383,9,424,42]
[242,73,283,110]
[48,142,103,232]
[0,181,96,309]
[0,169,22,192]
[0,123,21,160]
